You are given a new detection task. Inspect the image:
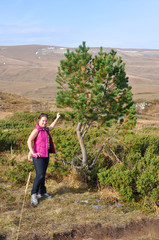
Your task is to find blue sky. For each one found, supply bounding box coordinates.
[0,0,159,49]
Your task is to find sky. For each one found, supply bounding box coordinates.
[0,0,159,49]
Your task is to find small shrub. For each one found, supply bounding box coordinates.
[98,133,159,204]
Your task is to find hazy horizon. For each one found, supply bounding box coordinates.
[1,44,159,51]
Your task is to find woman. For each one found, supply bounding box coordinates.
[27,112,60,206]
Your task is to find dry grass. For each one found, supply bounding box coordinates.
[0,150,153,239]
[1,177,154,240]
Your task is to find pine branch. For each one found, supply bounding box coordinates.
[81,121,88,133]
[107,124,124,142]
[82,122,91,138]
[54,157,80,173]
[109,147,122,164]
[54,157,72,166]
[89,143,105,169]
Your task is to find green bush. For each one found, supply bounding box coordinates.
[98,134,159,203]
[5,160,34,184]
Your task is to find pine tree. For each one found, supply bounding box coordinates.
[56,42,136,168]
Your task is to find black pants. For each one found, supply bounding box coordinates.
[31,156,49,195]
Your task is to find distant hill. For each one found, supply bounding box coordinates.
[0,45,159,103]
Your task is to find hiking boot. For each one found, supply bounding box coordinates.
[31,193,38,206]
[38,193,52,199]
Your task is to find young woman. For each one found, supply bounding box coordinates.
[27,112,60,206]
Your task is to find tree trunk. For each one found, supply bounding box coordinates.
[77,122,88,166]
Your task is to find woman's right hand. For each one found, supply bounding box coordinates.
[33,153,41,158]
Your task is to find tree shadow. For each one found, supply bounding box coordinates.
[51,185,89,198]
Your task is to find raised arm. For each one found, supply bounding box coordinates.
[48,112,60,131]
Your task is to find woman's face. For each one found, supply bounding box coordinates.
[39,116,48,128]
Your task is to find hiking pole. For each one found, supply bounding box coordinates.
[15,171,31,240]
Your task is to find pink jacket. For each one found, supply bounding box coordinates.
[33,124,55,157]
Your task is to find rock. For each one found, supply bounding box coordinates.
[91,205,105,210]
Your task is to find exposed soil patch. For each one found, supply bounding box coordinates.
[52,219,159,240]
